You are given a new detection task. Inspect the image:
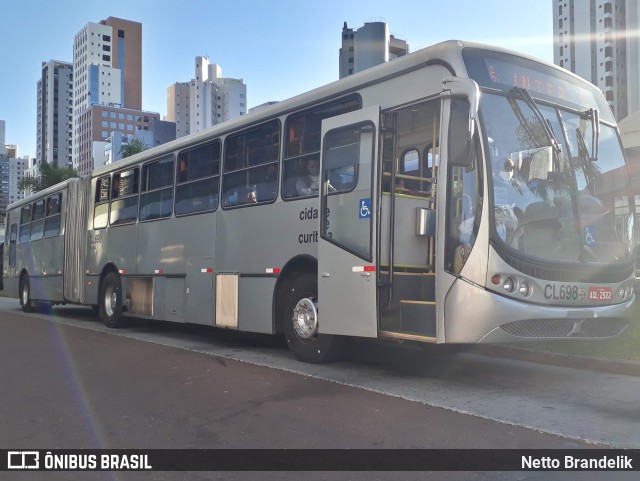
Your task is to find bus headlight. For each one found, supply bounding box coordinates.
[503,277,516,293]
[518,281,531,297]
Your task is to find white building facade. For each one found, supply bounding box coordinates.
[71,17,143,175]
[166,56,247,138]
[553,0,640,120]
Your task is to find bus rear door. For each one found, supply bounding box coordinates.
[318,106,380,338]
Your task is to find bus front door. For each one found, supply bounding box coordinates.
[318,106,380,338]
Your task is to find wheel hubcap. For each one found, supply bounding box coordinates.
[292,298,318,340]
[104,286,116,317]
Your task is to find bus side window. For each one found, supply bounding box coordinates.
[445,119,482,275]
[110,168,140,226]
[94,176,110,229]
[222,120,280,207]
[282,95,361,200]
[30,199,46,241]
[140,156,174,222]
[44,193,62,238]
[8,223,17,268]
[19,206,31,244]
[175,140,220,216]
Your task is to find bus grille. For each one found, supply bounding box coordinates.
[500,318,628,339]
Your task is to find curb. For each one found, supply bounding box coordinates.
[470,344,640,377]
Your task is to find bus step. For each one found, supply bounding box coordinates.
[379,300,436,337]
[378,272,435,303]
[399,300,436,337]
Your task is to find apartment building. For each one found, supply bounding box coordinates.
[36,60,73,168]
[339,21,409,79]
[166,56,247,138]
[553,0,640,119]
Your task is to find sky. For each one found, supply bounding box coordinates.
[0,0,554,160]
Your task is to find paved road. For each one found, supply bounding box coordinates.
[1,297,638,480]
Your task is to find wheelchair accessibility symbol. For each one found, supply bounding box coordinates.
[584,226,596,246]
[359,198,372,219]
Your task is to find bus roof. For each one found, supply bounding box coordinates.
[33,40,603,183]
[7,177,80,212]
[93,39,564,176]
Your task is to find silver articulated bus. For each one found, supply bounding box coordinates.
[4,40,636,363]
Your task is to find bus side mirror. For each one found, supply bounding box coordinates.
[443,77,479,139]
[448,97,475,168]
[443,77,480,169]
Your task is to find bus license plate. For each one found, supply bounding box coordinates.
[588,287,612,301]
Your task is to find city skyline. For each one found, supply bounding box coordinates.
[1,0,554,160]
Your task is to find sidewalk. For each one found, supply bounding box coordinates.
[472,344,640,377]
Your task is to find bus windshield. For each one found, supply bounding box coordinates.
[480,90,633,264]
[463,47,634,265]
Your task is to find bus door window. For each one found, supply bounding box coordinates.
[321,123,372,261]
[94,176,110,229]
[382,100,440,199]
[44,193,62,238]
[175,140,220,216]
[30,200,46,241]
[110,168,140,226]
[140,156,174,222]
[19,206,31,244]
[445,98,482,276]
[8,223,17,268]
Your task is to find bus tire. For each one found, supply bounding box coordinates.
[99,271,127,328]
[20,274,36,313]
[281,272,342,363]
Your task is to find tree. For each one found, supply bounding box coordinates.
[18,162,78,194]
[120,138,147,158]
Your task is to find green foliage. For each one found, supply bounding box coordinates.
[120,138,148,158]
[17,162,78,194]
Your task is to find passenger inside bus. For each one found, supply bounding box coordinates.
[491,156,520,241]
[255,163,278,202]
[296,158,321,196]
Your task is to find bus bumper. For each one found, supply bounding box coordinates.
[444,278,634,344]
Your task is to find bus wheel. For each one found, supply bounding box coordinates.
[20,275,35,313]
[99,271,127,328]
[282,272,341,363]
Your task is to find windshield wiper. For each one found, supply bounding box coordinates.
[510,87,563,171]
[581,108,600,161]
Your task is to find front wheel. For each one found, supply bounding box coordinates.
[281,272,342,363]
[99,271,128,328]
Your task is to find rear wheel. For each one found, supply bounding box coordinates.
[281,272,342,363]
[99,271,127,328]
[20,274,36,313]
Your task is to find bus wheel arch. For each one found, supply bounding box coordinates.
[276,256,342,363]
[274,255,317,334]
[98,267,128,328]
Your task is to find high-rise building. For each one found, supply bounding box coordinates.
[339,21,409,79]
[72,17,143,175]
[0,153,28,210]
[0,120,6,156]
[166,56,247,138]
[37,60,73,168]
[553,0,640,120]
